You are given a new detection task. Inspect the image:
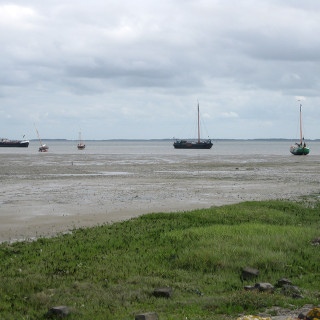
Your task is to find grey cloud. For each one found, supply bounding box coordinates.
[1,0,320,139]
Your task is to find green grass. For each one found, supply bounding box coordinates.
[0,199,319,319]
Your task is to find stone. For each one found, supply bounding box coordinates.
[135,312,159,320]
[153,287,173,298]
[281,284,301,296]
[244,282,275,292]
[262,304,315,320]
[254,282,274,292]
[241,267,259,280]
[244,285,256,291]
[298,304,316,319]
[311,238,320,245]
[307,307,320,320]
[47,306,71,317]
[276,278,292,287]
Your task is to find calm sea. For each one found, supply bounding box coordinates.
[1,140,319,156]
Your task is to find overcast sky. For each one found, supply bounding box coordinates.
[1,0,320,140]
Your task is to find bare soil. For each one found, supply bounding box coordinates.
[1,152,319,242]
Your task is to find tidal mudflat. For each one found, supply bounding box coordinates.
[1,151,319,242]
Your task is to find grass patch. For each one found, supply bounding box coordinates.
[0,199,319,319]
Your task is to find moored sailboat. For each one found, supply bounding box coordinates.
[35,126,49,152]
[173,102,213,149]
[290,103,309,155]
[77,130,85,150]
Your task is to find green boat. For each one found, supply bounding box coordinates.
[290,103,310,155]
[290,143,310,155]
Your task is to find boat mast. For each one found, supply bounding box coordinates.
[35,126,43,146]
[300,104,303,145]
[197,102,200,143]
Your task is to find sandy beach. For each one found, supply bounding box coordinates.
[1,149,320,242]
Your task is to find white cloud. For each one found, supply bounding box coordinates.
[0,4,38,28]
[221,112,239,119]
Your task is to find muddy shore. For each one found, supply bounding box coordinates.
[1,151,319,242]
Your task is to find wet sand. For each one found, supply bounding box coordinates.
[1,152,319,242]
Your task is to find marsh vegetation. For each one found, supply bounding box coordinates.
[0,199,319,319]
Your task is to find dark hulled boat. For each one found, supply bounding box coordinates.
[173,139,212,149]
[173,102,213,149]
[0,138,29,147]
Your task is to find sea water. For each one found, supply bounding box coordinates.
[1,139,320,156]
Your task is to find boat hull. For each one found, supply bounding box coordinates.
[290,145,310,155]
[173,140,213,149]
[0,140,29,147]
[39,145,49,152]
[77,144,85,150]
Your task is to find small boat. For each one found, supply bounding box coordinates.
[290,103,310,155]
[77,130,85,150]
[39,144,49,152]
[173,102,213,149]
[35,126,49,152]
[0,138,29,148]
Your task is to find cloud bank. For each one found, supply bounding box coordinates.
[1,0,320,139]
